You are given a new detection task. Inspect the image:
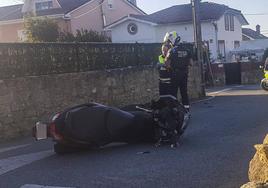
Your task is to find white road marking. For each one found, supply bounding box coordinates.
[0,144,31,154]
[207,88,233,96]
[234,85,244,88]
[192,87,234,105]
[196,85,263,104]
[21,185,75,188]
[0,150,53,176]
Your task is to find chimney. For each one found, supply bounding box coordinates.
[256,24,261,35]
[128,0,137,6]
[22,0,36,16]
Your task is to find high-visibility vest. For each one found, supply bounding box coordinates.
[159,55,165,64]
[265,70,268,79]
[158,55,171,84]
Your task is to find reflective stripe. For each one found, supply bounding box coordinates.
[160,67,167,71]
[159,81,171,84]
[160,95,177,100]
[184,105,190,108]
[160,81,171,84]
[159,78,171,81]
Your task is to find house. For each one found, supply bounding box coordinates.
[230,39,268,63]
[105,2,249,61]
[229,25,268,63]
[0,0,145,42]
[242,25,268,41]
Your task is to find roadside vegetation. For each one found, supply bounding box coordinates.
[24,17,111,43]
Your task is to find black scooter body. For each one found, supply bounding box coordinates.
[41,97,187,154]
[54,103,156,147]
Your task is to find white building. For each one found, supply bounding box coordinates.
[105,2,249,61]
[230,39,268,62]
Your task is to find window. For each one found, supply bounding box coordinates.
[35,1,53,11]
[225,14,235,31]
[230,15,234,31]
[234,41,240,49]
[224,14,230,31]
[107,0,114,9]
[127,23,138,35]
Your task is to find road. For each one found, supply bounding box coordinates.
[0,85,267,188]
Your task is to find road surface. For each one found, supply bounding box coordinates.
[0,85,267,188]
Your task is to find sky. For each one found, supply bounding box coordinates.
[1,0,268,34]
[136,0,268,34]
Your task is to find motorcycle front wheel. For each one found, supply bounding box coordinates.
[261,78,268,91]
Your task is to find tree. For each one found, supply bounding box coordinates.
[24,17,59,42]
[59,29,111,42]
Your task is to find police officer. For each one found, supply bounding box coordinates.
[164,31,193,113]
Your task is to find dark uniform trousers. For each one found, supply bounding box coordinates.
[159,66,172,96]
[159,82,172,96]
[170,69,189,106]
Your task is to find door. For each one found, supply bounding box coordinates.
[218,40,226,59]
[224,63,241,85]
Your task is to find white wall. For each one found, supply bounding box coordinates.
[154,22,217,59]
[111,21,218,59]
[110,21,156,43]
[216,14,243,57]
[110,14,243,60]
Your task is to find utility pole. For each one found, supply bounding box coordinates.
[191,0,205,94]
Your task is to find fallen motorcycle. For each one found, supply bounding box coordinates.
[33,97,189,154]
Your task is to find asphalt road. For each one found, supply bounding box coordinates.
[0,85,267,188]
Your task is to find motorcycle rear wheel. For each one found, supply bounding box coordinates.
[261,79,268,91]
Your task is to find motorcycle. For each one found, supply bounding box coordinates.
[33,97,189,154]
[261,64,268,91]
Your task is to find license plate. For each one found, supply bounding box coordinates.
[35,122,48,140]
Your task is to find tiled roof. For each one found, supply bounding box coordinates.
[57,0,91,13]
[0,0,91,21]
[123,2,247,25]
[0,0,144,22]
[242,28,268,40]
[0,4,23,21]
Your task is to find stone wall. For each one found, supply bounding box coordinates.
[211,62,264,86]
[211,63,226,86]
[241,62,264,85]
[0,43,203,141]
